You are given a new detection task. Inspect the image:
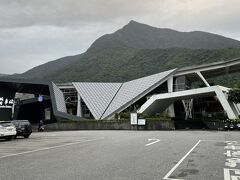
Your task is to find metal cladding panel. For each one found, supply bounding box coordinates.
[52,83,67,113]
[73,82,122,120]
[102,69,176,119]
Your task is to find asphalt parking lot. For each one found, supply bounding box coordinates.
[0,130,240,180]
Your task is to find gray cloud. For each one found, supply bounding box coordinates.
[0,0,240,74]
[0,0,154,28]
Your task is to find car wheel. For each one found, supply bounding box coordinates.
[24,135,30,138]
[14,135,17,139]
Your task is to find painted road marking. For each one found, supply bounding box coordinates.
[224,141,240,180]
[201,140,223,142]
[145,138,160,146]
[224,168,240,180]
[0,153,15,155]
[163,140,201,180]
[0,137,104,160]
[44,134,58,137]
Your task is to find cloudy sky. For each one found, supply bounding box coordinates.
[1,0,240,74]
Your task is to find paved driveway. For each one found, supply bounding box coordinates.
[0,130,239,180]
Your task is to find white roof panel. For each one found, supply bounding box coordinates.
[101,69,176,119]
[52,82,67,113]
[73,82,122,119]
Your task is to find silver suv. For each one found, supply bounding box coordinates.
[0,121,17,141]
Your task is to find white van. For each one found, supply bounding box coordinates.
[0,121,17,140]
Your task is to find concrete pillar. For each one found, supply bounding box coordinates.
[77,94,82,117]
[11,100,15,119]
[182,99,193,120]
[236,104,240,115]
[167,77,175,118]
[167,76,173,93]
[196,71,210,87]
[215,87,238,119]
[229,101,240,117]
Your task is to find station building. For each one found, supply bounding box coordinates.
[0,58,240,124]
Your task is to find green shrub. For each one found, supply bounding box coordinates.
[140,112,169,118]
[228,88,240,104]
[115,112,131,120]
[139,113,171,121]
[146,117,171,121]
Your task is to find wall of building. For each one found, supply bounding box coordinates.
[45,120,175,130]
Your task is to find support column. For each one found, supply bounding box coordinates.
[167,76,173,93]
[228,101,240,117]
[182,99,193,120]
[215,87,238,119]
[77,94,82,117]
[196,71,210,87]
[11,100,15,119]
[167,77,175,117]
[236,104,240,115]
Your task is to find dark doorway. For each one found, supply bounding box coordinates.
[14,97,53,124]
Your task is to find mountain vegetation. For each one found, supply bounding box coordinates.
[228,82,240,104]
[14,21,240,86]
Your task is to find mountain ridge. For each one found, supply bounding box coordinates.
[13,20,240,86]
[112,20,240,49]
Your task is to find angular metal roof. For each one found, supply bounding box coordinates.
[101,69,177,119]
[72,69,176,120]
[0,77,50,95]
[0,78,72,121]
[52,82,67,113]
[73,82,122,119]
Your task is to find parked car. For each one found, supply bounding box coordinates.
[229,122,235,130]
[0,121,17,140]
[223,119,240,131]
[224,122,229,131]
[11,120,32,138]
[236,122,240,130]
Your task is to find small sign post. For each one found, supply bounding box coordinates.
[138,119,146,125]
[130,113,138,125]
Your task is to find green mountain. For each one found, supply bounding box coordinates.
[18,54,83,79]
[17,21,240,86]
[90,20,240,50]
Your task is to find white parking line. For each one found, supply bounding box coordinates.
[201,140,224,142]
[0,153,15,155]
[163,140,201,180]
[0,137,104,160]
[145,138,160,146]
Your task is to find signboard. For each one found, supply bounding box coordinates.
[130,113,138,125]
[138,119,146,126]
[0,97,14,108]
[38,95,44,102]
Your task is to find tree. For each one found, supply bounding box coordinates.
[235,82,240,88]
[228,82,240,104]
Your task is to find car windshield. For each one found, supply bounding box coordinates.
[21,122,30,126]
[0,122,14,127]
